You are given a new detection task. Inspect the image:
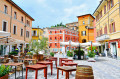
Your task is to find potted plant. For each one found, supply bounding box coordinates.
[74,49,84,60]
[87,51,96,61]
[0,65,11,79]
[50,52,54,57]
[67,51,73,59]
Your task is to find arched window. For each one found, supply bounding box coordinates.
[82,39,86,43]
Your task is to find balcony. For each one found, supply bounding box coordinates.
[96,34,110,41]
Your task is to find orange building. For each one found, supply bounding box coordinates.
[77,14,95,43]
[0,0,34,55]
[48,27,79,53]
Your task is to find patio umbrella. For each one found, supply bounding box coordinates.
[0,31,10,36]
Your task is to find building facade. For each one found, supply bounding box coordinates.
[48,27,79,53]
[32,28,43,41]
[66,22,78,31]
[93,0,120,59]
[0,0,34,55]
[77,14,95,43]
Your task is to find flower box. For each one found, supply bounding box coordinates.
[0,74,8,79]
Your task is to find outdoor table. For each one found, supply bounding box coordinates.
[62,62,78,75]
[25,64,47,79]
[59,58,67,66]
[3,63,23,79]
[57,66,76,79]
[37,61,53,75]
[61,59,73,66]
[19,58,36,62]
[46,58,57,68]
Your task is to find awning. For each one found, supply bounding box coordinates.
[0,37,25,45]
[0,31,10,36]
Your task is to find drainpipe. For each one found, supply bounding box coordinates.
[119,0,120,16]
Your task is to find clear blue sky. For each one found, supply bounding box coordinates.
[12,0,100,28]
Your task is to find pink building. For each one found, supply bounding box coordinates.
[48,27,79,53]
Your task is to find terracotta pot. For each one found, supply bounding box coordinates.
[0,74,9,79]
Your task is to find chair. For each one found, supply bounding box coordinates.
[13,56,18,63]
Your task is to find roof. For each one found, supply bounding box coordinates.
[7,0,34,21]
[66,22,78,25]
[77,14,95,19]
[32,28,43,30]
[93,0,104,15]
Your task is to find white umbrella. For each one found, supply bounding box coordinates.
[0,31,10,36]
[80,42,101,46]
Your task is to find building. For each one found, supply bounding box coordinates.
[43,28,49,38]
[66,22,78,31]
[0,0,34,55]
[48,27,79,53]
[93,0,120,59]
[77,14,95,43]
[32,28,43,41]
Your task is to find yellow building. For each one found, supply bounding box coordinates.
[93,0,120,59]
[77,14,95,43]
[32,28,43,41]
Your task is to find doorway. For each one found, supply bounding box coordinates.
[111,42,117,58]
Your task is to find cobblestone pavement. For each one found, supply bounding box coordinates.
[9,54,120,79]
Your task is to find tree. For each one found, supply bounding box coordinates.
[51,22,66,28]
[29,37,48,55]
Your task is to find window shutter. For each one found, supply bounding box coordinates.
[109,1,110,10]
[112,0,114,7]
[106,26,107,34]
[110,24,111,33]
[113,22,116,32]
[104,27,106,34]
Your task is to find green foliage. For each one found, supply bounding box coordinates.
[50,52,54,57]
[9,51,18,55]
[67,51,73,57]
[29,37,48,55]
[27,52,33,55]
[0,65,11,77]
[51,22,66,28]
[88,46,97,52]
[74,49,84,56]
[88,51,95,58]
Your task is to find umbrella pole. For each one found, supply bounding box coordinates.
[91,41,92,51]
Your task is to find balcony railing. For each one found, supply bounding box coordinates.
[96,34,110,41]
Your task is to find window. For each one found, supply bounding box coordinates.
[49,43,52,48]
[27,20,30,26]
[60,36,62,40]
[110,22,116,33]
[81,31,86,36]
[50,31,52,34]
[26,31,29,38]
[60,30,62,33]
[104,5,106,14]
[21,29,23,36]
[72,27,74,30]
[100,10,102,18]
[3,21,7,31]
[104,26,107,34]
[50,37,52,40]
[21,16,23,22]
[83,21,85,25]
[33,30,37,36]
[13,25,17,34]
[55,37,57,41]
[108,1,111,10]
[4,5,7,14]
[111,0,114,8]
[55,43,57,47]
[14,12,17,19]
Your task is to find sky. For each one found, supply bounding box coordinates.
[12,0,101,28]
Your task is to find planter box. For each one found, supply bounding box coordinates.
[0,74,8,79]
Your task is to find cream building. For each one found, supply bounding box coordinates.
[93,0,120,59]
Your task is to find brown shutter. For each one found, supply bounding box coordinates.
[113,22,116,32]
[110,24,111,33]
[112,0,114,7]
[106,26,107,34]
[109,1,110,10]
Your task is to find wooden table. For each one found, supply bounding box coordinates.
[37,61,53,75]
[57,66,76,79]
[62,62,78,75]
[59,58,67,66]
[19,58,36,62]
[25,64,47,79]
[62,62,78,67]
[46,58,57,68]
[3,63,23,79]
[61,59,73,66]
